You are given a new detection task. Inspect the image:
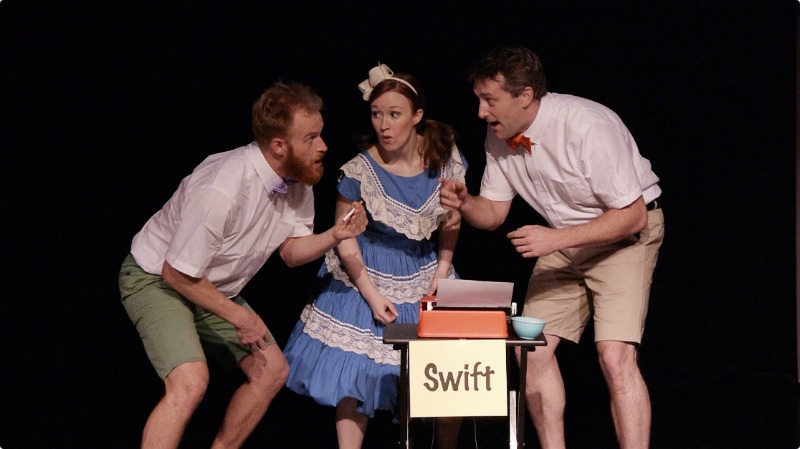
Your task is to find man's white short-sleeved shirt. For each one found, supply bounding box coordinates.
[480,92,661,228]
[131,142,314,297]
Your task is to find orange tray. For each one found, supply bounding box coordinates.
[417,296,508,338]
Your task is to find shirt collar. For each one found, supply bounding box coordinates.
[246,142,286,194]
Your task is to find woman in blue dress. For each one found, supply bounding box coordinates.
[283,64,467,448]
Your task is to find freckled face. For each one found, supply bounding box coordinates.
[370,91,422,154]
[284,110,327,185]
[473,75,528,141]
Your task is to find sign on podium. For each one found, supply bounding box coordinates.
[408,339,507,417]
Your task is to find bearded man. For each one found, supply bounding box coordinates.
[118,81,366,449]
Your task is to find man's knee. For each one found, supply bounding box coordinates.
[242,345,289,394]
[267,352,290,387]
[596,341,640,384]
[164,362,210,410]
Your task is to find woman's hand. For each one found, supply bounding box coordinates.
[366,294,398,325]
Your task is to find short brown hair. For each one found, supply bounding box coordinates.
[468,47,548,99]
[252,81,323,148]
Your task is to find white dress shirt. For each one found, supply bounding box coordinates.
[131,141,314,297]
[480,92,661,229]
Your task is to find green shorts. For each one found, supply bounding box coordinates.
[118,254,275,379]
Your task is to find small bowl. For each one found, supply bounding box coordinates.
[511,316,546,340]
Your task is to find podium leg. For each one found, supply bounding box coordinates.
[517,346,528,448]
[398,345,412,449]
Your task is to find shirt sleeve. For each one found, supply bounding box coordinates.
[336,172,362,202]
[479,134,517,202]
[165,187,231,278]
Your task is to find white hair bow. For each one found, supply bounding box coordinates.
[357,63,418,101]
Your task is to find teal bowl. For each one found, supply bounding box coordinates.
[511,316,545,340]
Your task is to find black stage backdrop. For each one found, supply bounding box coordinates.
[2,1,797,448]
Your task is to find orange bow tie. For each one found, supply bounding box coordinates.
[506,134,532,152]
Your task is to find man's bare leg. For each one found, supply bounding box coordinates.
[211,344,289,449]
[519,334,566,449]
[142,361,209,449]
[596,341,650,449]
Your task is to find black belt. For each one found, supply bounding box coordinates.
[646,198,661,211]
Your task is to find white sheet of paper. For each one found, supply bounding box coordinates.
[435,278,513,308]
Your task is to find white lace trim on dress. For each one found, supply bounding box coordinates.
[299,304,400,366]
[323,250,455,304]
[340,147,466,241]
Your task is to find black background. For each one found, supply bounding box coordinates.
[2,1,798,448]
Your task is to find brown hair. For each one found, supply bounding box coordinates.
[362,73,455,173]
[468,47,548,99]
[252,81,323,148]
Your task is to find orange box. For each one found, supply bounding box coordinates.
[417,296,508,338]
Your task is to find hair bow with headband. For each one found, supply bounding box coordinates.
[357,63,418,101]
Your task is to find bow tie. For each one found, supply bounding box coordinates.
[506,134,532,152]
[270,177,297,195]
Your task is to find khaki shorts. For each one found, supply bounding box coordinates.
[523,209,664,344]
[118,254,275,379]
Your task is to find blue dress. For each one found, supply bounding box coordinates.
[284,148,467,417]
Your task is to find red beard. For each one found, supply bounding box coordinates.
[284,144,324,185]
